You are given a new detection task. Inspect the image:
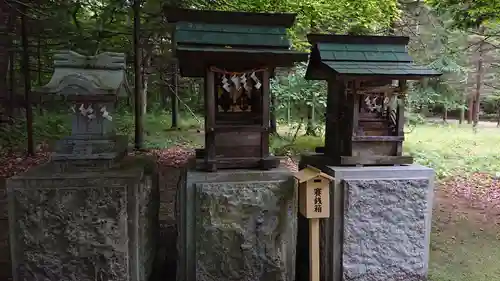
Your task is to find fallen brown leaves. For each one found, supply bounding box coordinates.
[0,146,300,179]
[130,146,196,168]
[440,172,500,211]
[0,151,50,178]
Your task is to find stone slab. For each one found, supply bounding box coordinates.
[295,163,434,281]
[0,180,6,220]
[342,179,430,281]
[0,261,11,281]
[177,168,297,281]
[6,156,159,281]
[0,219,9,262]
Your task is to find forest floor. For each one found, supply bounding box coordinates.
[1,116,500,281]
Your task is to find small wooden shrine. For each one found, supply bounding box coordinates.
[165,8,307,171]
[304,34,441,166]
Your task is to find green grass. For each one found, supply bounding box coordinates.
[405,123,500,178]
[429,231,500,281]
[428,208,500,281]
[272,122,500,178]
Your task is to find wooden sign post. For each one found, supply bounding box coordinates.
[294,166,334,281]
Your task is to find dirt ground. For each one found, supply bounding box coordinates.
[429,188,500,281]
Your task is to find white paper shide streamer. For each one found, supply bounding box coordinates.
[222,75,231,92]
[250,72,261,89]
[101,106,112,121]
[79,104,95,119]
[231,75,241,90]
[218,69,264,92]
[77,103,112,121]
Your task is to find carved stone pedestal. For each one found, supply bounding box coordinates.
[7,156,159,281]
[177,168,298,281]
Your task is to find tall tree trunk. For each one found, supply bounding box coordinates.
[141,45,152,115]
[473,27,485,129]
[198,79,204,114]
[37,34,43,114]
[269,88,277,134]
[458,93,465,124]
[133,0,144,150]
[305,18,319,136]
[467,96,473,124]
[160,71,167,108]
[305,106,316,136]
[8,44,15,117]
[170,60,179,129]
[0,1,11,102]
[287,99,291,126]
[496,105,500,128]
[21,6,34,155]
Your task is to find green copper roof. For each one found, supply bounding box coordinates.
[305,34,441,80]
[324,62,437,75]
[36,50,130,96]
[175,22,290,48]
[165,8,308,77]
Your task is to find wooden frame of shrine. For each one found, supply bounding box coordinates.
[164,8,308,172]
[303,34,442,166]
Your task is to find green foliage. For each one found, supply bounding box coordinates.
[271,63,326,123]
[270,132,323,157]
[425,0,500,29]
[405,7,470,116]
[405,111,427,126]
[0,110,203,151]
[192,0,400,50]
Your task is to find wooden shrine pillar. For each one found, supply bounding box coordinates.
[204,68,216,171]
[261,69,271,160]
[323,80,338,158]
[396,79,407,156]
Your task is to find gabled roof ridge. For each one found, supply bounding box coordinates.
[164,7,297,27]
[308,34,410,45]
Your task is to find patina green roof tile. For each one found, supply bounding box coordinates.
[176,45,303,55]
[169,9,307,77]
[331,51,366,61]
[374,44,406,52]
[176,22,287,35]
[394,52,413,62]
[324,61,441,76]
[176,30,289,47]
[305,34,442,79]
[174,22,290,48]
[317,43,346,51]
[363,51,398,61]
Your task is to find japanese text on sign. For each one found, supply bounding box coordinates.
[314,188,322,213]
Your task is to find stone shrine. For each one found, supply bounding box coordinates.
[164,7,307,281]
[6,51,158,281]
[296,34,441,281]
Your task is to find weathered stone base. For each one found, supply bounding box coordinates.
[177,168,298,281]
[0,178,10,281]
[6,156,159,281]
[296,163,434,281]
